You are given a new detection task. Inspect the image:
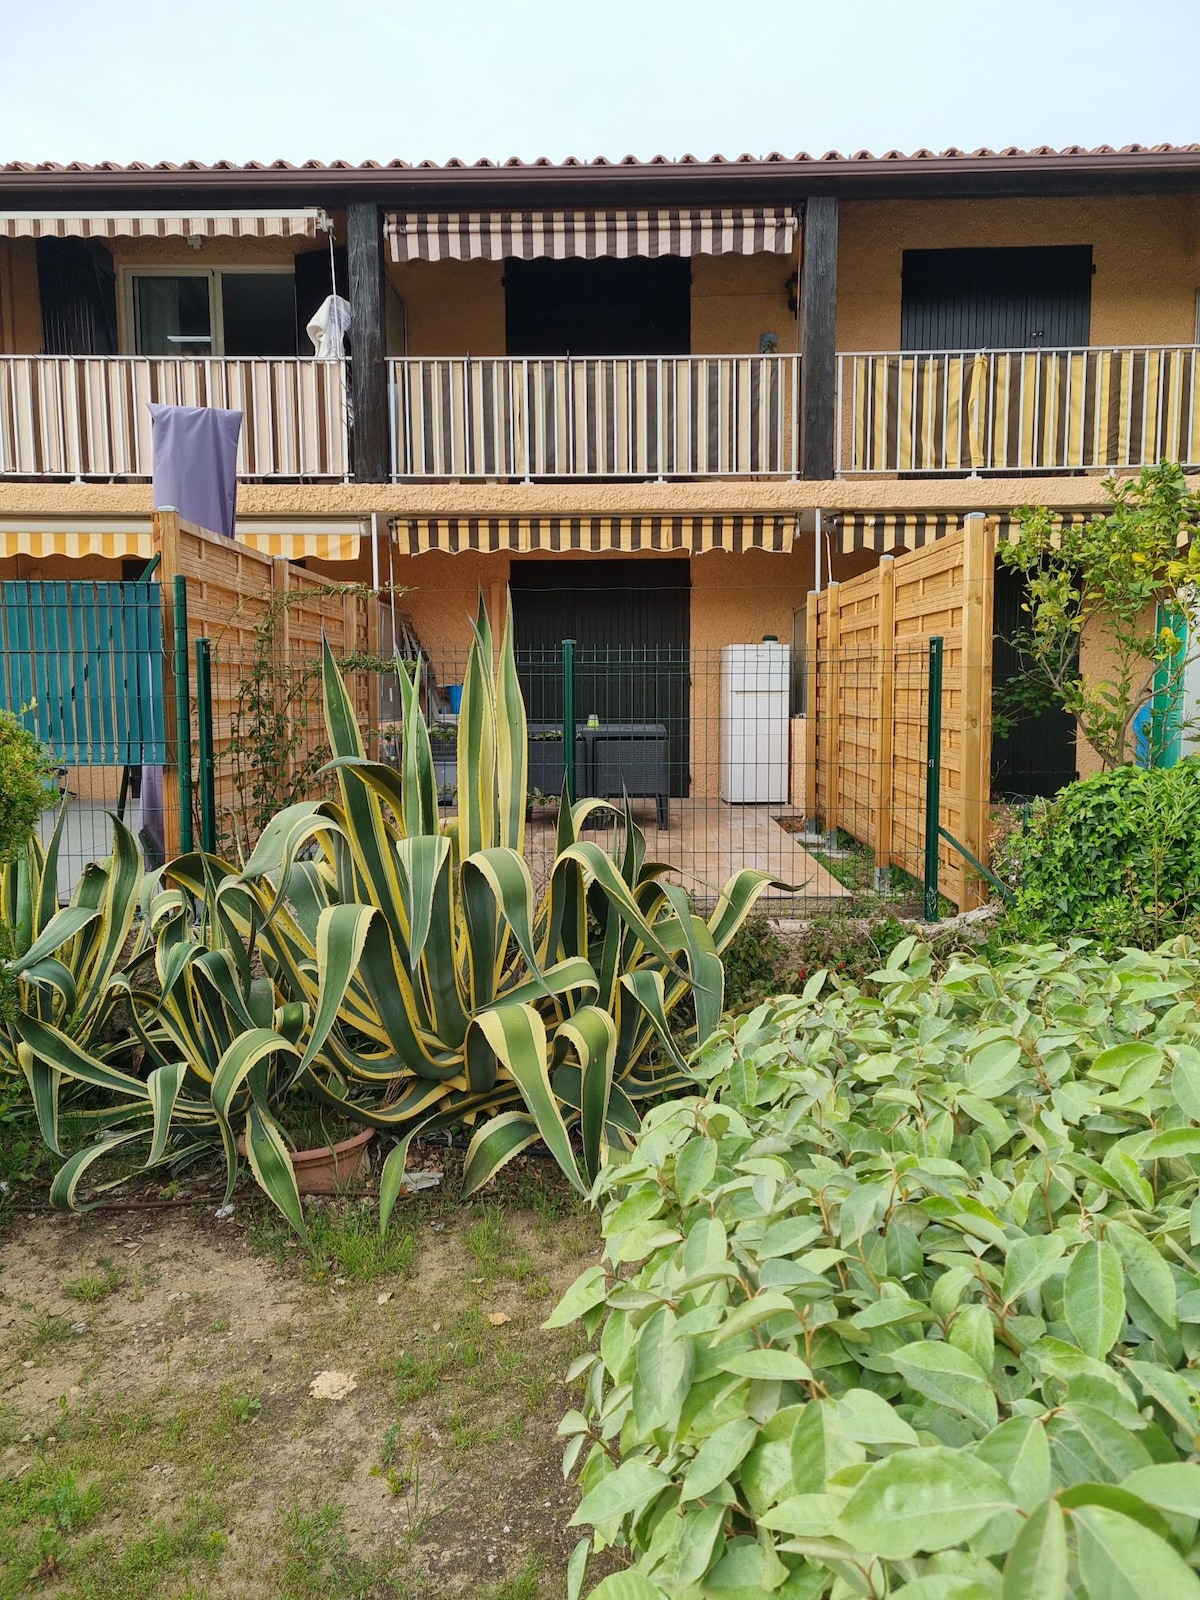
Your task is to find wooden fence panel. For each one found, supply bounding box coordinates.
[810,518,995,910]
[156,511,377,857]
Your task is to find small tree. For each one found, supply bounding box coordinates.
[1000,462,1200,768]
[0,710,53,864]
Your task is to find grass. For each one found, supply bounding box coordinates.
[0,1174,599,1598]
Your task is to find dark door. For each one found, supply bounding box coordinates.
[901,246,1093,351]
[991,565,1078,798]
[505,257,691,356]
[36,238,118,355]
[509,558,691,795]
[294,245,348,354]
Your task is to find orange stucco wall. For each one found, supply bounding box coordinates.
[690,252,797,353]
[387,259,507,356]
[836,194,1200,351]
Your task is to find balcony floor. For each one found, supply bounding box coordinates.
[524,799,848,903]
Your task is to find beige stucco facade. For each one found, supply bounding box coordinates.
[836,193,1200,352]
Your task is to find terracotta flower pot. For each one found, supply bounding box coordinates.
[238,1126,375,1195]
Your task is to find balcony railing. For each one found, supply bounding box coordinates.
[0,357,350,480]
[838,346,1200,475]
[389,355,800,479]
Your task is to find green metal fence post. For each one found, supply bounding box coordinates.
[561,638,577,802]
[195,637,216,854]
[923,635,944,922]
[173,576,194,853]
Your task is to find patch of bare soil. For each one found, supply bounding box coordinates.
[0,1190,602,1598]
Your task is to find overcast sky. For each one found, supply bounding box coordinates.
[3,0,1198,167]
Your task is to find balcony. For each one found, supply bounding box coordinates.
[0,357,349,480]
[838,346,1200,475]
[389,355,801,480]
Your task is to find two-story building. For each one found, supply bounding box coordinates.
[2,143,1198,800]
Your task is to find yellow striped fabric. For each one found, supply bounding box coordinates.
[847,348,1200,474]
[835,510,1097,555]
[0,521,361,562]
[400,515,796,556]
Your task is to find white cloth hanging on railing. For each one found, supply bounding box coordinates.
[307,294,352,360]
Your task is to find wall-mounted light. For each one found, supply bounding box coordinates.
[187,234,203,251]
[785,272,799,316]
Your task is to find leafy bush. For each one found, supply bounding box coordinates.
[1001,760,1200,949]
[553,936,1200,1599]
[17,605,776,1232]
[0,710,53,864]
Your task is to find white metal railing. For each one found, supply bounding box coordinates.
[0,357,350,479]
[389,354,801,479]
[837,346,1200,474]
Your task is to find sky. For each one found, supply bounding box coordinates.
[2,0,1198,168]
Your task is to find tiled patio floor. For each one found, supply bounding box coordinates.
[526,798,850,903]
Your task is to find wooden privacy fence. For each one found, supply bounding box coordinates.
[154,510,378,857]
[806,517,995,910]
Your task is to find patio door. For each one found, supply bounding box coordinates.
[509,558,691,796]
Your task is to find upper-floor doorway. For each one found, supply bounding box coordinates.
[901,245,1093,352]
[505,256,691,356]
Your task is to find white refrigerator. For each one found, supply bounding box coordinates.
[720,642,790,803]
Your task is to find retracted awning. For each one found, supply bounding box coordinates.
[399,515,795,556]
[0,517,362,562]
[0,210,330,240]
[832,510,1098,555]
[386,207,798,263]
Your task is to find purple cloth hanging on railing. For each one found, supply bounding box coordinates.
[149,403,242,539]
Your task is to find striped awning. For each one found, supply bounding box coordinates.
[386,207,798,263]
[399,515,795,556]
[833,510,1099,555]
[0,517,362,562]
[0,210,329,241]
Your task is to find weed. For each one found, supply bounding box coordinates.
[208,1315,230,1333]
[16,1310,84,1362]
[222,1393,262,1425]
[250,1198,419,1283]
[481,1552,548,1599]
[0,1466,102,1598]
[63,1259,123,1304]
[274,1500,398,1599]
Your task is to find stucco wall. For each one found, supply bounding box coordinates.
[836,194,1200,351]
[387,259,506,357]
[690,252,796,353]
[0,239,43,354]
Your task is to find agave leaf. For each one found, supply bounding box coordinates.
[296,904,376,1075]
[146,1062,188,1168]
[17,957,78,1016]
[12,906,98,971]
[395,835,452,970]
[620,969,692,1076]
[71,815,143,1028]
[244,1101,307,1238]
[458,597,498,860]
[468,1006,584,1193]
[48,1130,156,1213]
[17,1041,63,1155]
[379,1118,436,1238]
[17,1014,153,1098]
[396,656,439,837]
[494,596,528,854]
[555,1005,618,1183]
[462,1110,543,1196]
[464,848,542,989]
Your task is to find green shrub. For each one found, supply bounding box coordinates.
[0,710,53,864]
[1001,759,1200,949]
[552,936,1200,1599]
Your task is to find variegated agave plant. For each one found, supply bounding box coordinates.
[18,601,779,1234]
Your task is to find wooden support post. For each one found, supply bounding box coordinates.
[804,596,819,825]
[824,580,841,841]
[874,556,896,877]
[959,516,996,910]
[800,195,838,481]
[347,202,389,484]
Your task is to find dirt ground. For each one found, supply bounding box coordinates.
[0,1173,602,1599]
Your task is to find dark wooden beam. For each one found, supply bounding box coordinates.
[347,201,388,484]
[800,196,838,481]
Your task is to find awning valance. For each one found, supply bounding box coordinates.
[0,210,329,241]
[399,515,794,556]
[833,510,1098,556]
[386,207,798,263]
[0,517,362,562]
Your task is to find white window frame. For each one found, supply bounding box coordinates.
[119,264,296,357]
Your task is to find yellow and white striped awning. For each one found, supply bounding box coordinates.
[399,514,795,556]
[833,510,1099,555]
[0,210,329,241]
[0,517,363,562]
[386,207,798,263]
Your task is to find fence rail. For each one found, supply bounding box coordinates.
[389,354,800,479]
[838,345,1200,474]
[0,356,350,479]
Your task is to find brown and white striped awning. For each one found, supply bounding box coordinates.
[0,210,329,240]
[399,515,796,556]
[833,510,1099,555]
[386,208,798,263]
